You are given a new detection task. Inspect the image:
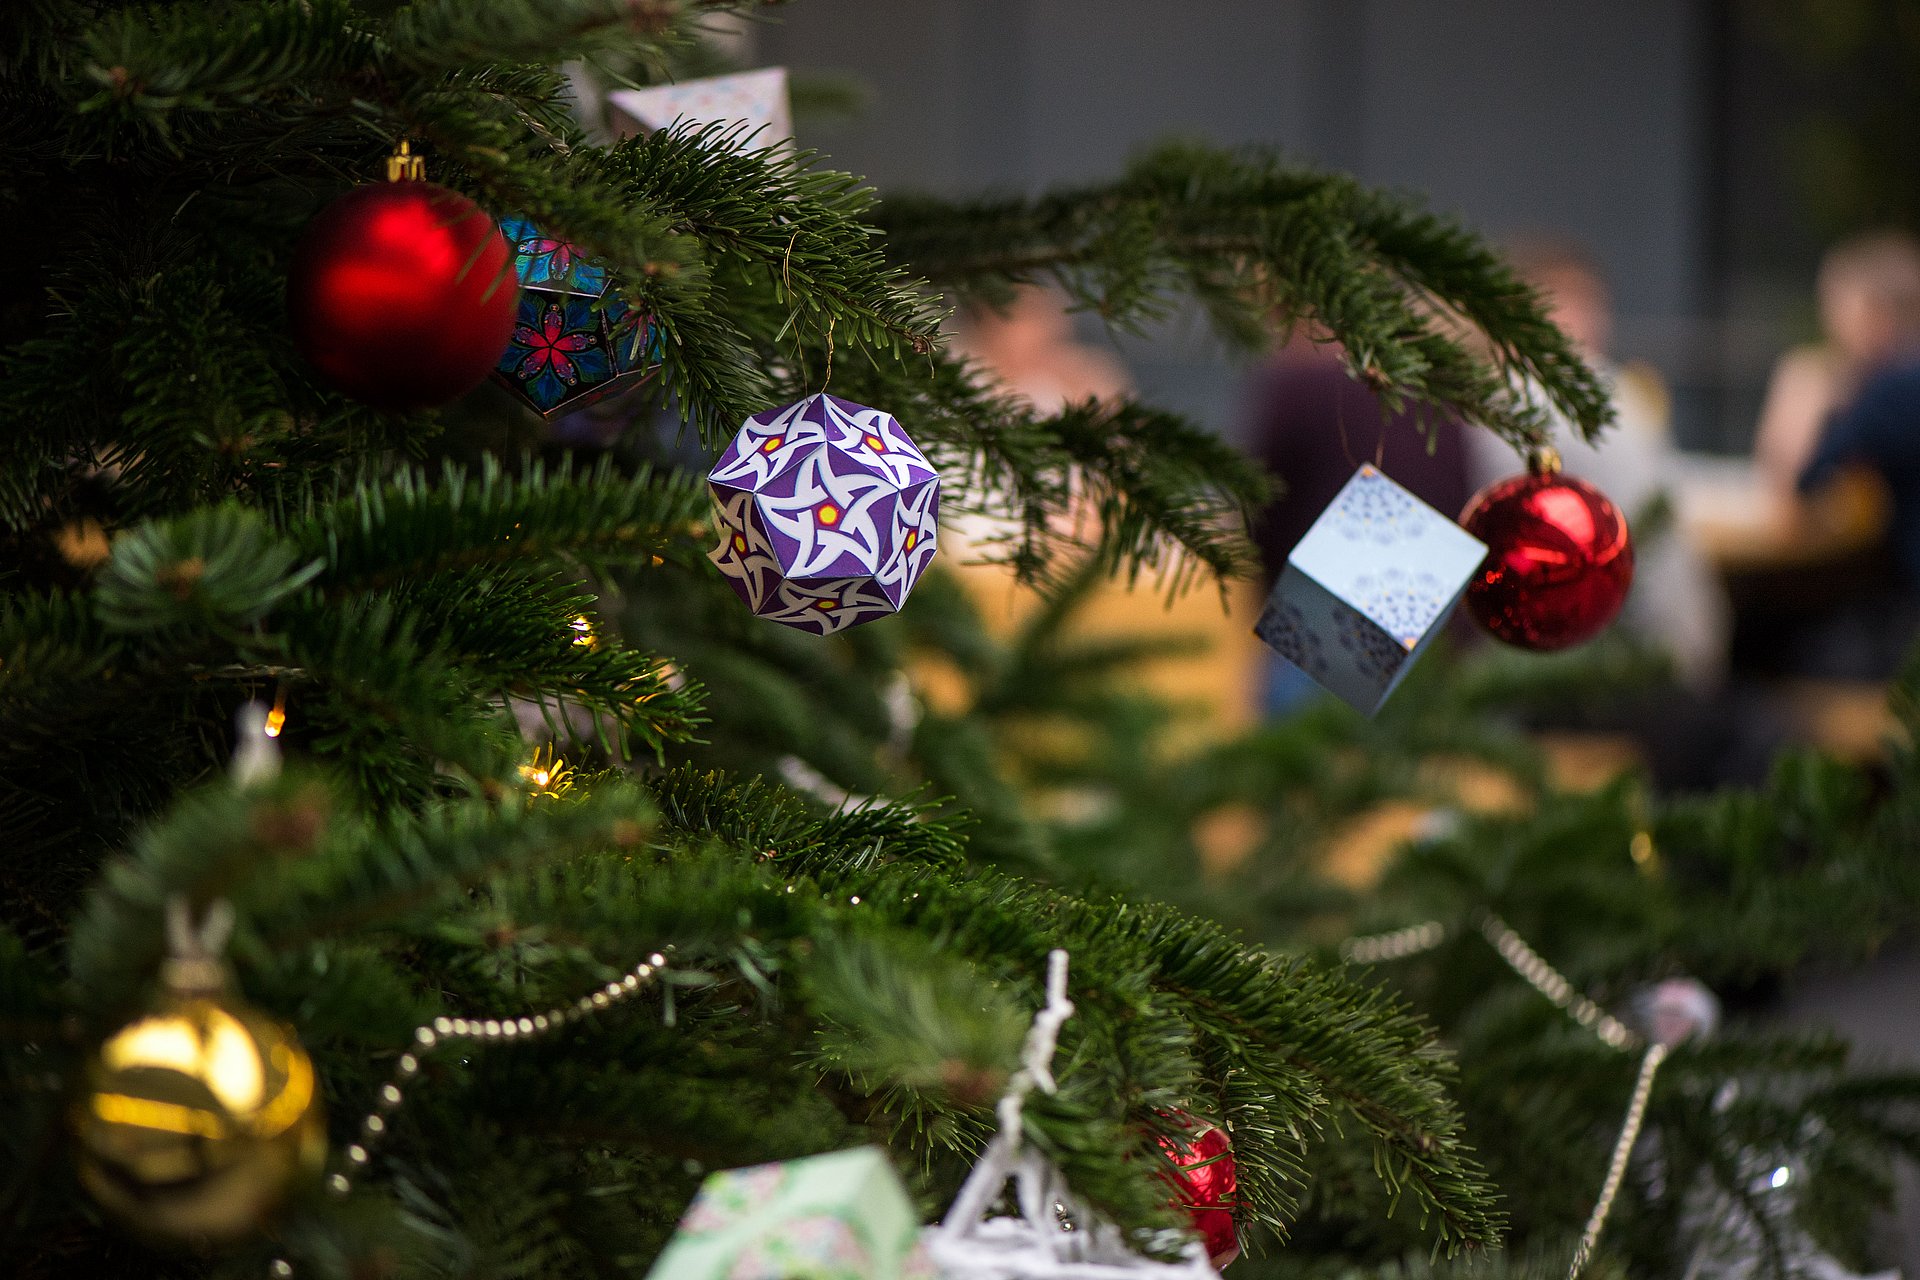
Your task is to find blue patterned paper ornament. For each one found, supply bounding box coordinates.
[708,395,940,635]
[492,218,663,417]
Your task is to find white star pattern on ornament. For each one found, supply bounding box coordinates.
[708,395,940,635]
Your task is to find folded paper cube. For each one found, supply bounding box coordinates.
[709,394,940,635]
[1255,464,1487,715]
[608,67,793,149]
[492,217,662,417]
[646,1147,929,1280]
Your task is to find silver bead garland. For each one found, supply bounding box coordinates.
[1341,908,1663,1279]
[1567,1042,1668,1280]
[269,949,669,1276]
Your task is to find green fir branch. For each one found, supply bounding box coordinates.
[879,141,1612,450]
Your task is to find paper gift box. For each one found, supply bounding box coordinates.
[646,1147,929,1280]
[608,67,793,148]
[1254,464,1487,715]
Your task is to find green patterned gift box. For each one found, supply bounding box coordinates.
[647,1147,931,1280]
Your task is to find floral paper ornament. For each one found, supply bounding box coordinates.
[708,395,939,634]
[492,217,663,417]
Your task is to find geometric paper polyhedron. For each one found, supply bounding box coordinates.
[708,394,940,635]
[491,216,664,418]
[1254,464,1487,717]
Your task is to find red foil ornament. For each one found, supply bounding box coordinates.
[288,153,518,411]
[1460,448,1633,651]
[1160,1120,1239,1268]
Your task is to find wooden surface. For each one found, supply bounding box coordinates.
[1676,455,1889,573]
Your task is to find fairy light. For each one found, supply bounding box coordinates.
[570,615,596,649]
[263,688,287,738]
[517,745,572,800]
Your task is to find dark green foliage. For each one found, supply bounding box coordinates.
[951,571,1920,1277]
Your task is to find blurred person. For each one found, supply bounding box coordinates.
[942,287,1264,744]
[1755,231,1920,494]
[1464,240,1730,692]
[945,283,1132,553]
[1793,350,1920,673]
[949,283,1130,414]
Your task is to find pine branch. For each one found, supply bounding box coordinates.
[878,141,1613,451]
[63,769,655,1026]
[75,0,379,146]
[605,789,1504,1250]
[820,353,1269,592]
[94,503,323,636]
[290,457,708,591]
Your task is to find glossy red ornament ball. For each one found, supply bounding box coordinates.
[288,180,518,411]
[1159,1120,1239,1268]
[1459,450,1633,651]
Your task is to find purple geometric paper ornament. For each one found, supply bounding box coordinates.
[708,394,940,635]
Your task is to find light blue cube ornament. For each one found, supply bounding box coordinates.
[1254,464,1487,716]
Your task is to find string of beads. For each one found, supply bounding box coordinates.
[1340,908,1665,1280]
[267,949,669,1278]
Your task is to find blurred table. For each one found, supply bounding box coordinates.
[1675,453,1905,759]
[1673,453,1889,573]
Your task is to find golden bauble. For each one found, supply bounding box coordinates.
[73,993,325,1243]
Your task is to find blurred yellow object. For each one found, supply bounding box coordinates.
[1415,756,1531,816]
[1538,733,1643,791]
[1193,802,1267,873]
[1680,462,1889,573]
[54,517,111,569]
[1778,680,1904,761]
[1321,801,1435,890]
[75,993,324,1242]
[939,557,1267,752]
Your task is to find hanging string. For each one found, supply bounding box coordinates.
[1568,1043,1668,1280]
[268,949,670,1277]
[1341,907,1665,1278]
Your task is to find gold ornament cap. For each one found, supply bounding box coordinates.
[1526,445,1563,477]
[386,139,427,183]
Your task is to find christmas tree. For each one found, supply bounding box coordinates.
[3,4,1916,1280]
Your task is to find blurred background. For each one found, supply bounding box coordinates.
[758,0,1916,454]
[704,0,1920,761]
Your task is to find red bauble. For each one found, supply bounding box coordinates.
[1460,450,1633,651]
[288,180,518,411]
[1159,1120,1239,1268]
